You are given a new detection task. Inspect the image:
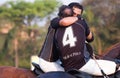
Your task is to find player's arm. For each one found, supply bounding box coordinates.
[86,32,94,42]
[59,17,78,26]
[83,19,94,42]
[50,17,61,29]
[51,17,78,28]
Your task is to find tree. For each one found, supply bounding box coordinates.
[0,0,58,67]
[82,0,120,54]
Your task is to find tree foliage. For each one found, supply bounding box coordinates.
[0,0,58,68]
[82,0,120,54]
[0,0,58,25]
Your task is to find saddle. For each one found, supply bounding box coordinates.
[32,62,120,78]
[32,62,92,77]
[37,71,76,78]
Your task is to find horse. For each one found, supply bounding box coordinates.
[0,42,120,78]
[36,42,120,78]
[102,42,120,60]
[0,66,36,78]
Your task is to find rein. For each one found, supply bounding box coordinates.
[92,54,110,78]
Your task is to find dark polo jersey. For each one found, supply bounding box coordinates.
[51,17,90,37]
[50,17,90,71]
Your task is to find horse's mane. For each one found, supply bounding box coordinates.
[103,42,120,54]
[102,42,120,59]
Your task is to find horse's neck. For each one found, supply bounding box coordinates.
[101,42,120,60]
[0,66,36,78]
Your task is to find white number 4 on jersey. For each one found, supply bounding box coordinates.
[62,26,77,47]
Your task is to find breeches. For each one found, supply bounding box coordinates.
[79,59,117,76]
[39,58,117,76]
[39,58,64,72]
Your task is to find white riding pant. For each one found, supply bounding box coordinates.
[79,59,117,76]
[39,58,64,72]
[39,58,117,76]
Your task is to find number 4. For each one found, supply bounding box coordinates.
[62,26,77,47]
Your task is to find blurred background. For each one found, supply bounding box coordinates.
[0,0,120,68]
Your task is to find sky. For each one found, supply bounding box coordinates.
[0,0,82,5]
[60,0,82,5]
